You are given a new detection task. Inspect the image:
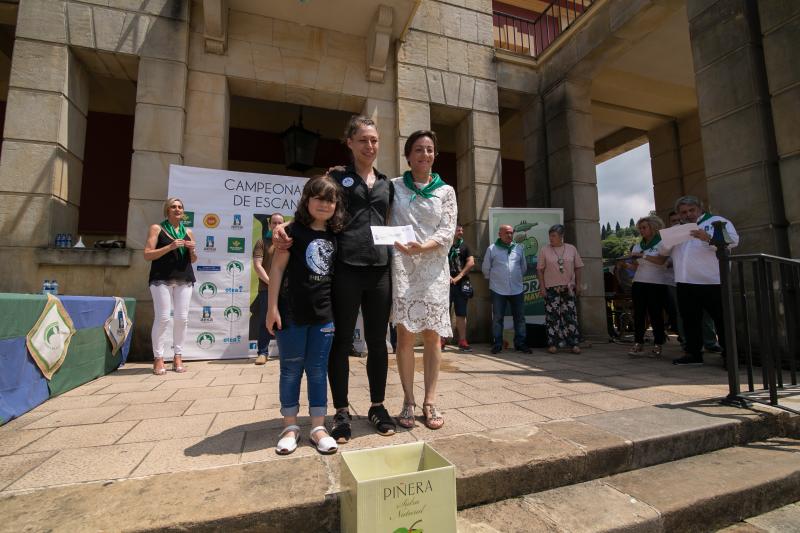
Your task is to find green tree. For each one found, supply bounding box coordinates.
[629,217,635,227]
[615,221,621,233]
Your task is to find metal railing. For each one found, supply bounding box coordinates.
[714,222,800,414]
[493,0,595,58]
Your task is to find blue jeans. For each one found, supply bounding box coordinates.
[256,289,273,355]
[490,290,527,350]
[276,321,334,417]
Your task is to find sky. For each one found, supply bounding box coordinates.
[595,143,655,229]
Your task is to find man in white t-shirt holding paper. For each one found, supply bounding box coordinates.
[658,196,739,366]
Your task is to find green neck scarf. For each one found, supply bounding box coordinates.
[494,238,514,254]
[449,238,463,260]
[403,171,445,202]
[697,212,713,225]
[161,219,188,258]
[640,233,662,251]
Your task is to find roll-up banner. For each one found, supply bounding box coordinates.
[167,165,307,359]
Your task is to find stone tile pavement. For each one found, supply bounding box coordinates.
[0,340,761,494]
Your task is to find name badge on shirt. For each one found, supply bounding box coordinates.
[342,177,355,188]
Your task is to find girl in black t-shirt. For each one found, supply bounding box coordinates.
[267,175,345,455]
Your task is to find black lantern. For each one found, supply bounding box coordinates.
[281,107,320,172]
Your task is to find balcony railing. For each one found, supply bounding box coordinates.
[493,0,595,58]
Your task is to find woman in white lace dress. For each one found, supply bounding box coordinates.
[390,130,457,430]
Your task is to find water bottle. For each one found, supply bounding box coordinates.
[42,280,51,295]
[51,279,59,295]
[66,234,73,247]
[55,234,62,248]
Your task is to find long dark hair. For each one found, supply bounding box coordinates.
[294,175,346,233]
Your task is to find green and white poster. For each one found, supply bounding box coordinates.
[488,208,564,323]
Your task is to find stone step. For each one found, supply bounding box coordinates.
[458,438,800,533]
[0,401,797,532]
[717,500,800,532]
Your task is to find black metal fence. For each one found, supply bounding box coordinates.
[493,0,595,58]
[716,227,800,413]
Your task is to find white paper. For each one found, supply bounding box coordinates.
[371,225,416,245]
[659,222,699,248]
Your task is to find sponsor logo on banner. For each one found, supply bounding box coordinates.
[204,235,216,252]
[249,341,258,350]
[201,306,213,322]
[225,285,244,294]
[203,213,220,228]
[197,332,215,349]
[198,282,217,299]
[182,211,194,227]
[226,260,244,275]
[228,237,245,253]
[232,214,243,229]
[196,264,221,272]
[224,335,243,344]
[224,306,242,322]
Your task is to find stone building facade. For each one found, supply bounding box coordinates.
[0,0,797,355]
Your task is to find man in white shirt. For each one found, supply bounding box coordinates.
[483,225,531,354]
[659,196,739,365]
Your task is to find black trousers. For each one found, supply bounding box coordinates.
[329,262,391,409]
[676,282,725,359]
[632,282,667,344]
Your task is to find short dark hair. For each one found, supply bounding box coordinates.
[344,115,377,141]
[403,130,438,164]
[294,175,346,233]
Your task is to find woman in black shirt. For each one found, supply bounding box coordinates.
[274,115,396,442]
[144,198,197,375]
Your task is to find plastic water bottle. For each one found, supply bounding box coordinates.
[66,234,73,247]
[55,234,62,248]
[51,279,59,295]
[42,280,51,295]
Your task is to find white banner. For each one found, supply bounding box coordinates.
[167,165,307,360]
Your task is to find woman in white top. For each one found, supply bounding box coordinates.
[628,215,670,356]
[390,130,457,430]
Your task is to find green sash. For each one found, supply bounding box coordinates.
[402,171,445,202]
[494,239,514,254]
[640,233,662,251]
[160,219,187,258]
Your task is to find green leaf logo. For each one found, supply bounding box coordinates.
[198,282,217,299]
[226,260,244,274]
[196,332,215,349]
[43,322,62,349]
[223,306,241,322]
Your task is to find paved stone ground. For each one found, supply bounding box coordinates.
[0,339,766,494]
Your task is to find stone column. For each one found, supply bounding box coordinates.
[521,96,549,208]
[363,97,399,178]
[126,58,189,251]
[648,121,683,221]
[183,71,230,171]
[687,0,789,255]
[395,98,430,176]
[759,1,800,257]
[455,110,503,340]
[543,77,605,338]
[0,40,89,247]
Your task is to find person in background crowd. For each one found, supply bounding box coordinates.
[658,195,739,365]
[144,197,197,375]
[252,212,285,365]
[537,224,584,354]
[446,224,475,352]
[483,224,532,355]
[273,115,396,442]
[628,216,669,357]
[663,210,681,335]
[266,175,345,455]
[391,130,457,431]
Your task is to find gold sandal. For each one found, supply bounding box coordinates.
[153,357,166,375]
[397,403,416,428]
[422,403,444,430]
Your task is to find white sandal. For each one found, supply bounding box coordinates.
[276,425,301,455]
[310,425,338,455]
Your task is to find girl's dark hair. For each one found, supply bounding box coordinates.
[344,115,377,141]
[294,174,346,233]
[403,130,438,164]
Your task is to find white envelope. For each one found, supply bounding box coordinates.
[370,225,416,245]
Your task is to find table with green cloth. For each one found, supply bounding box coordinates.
[0,293,136,425]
